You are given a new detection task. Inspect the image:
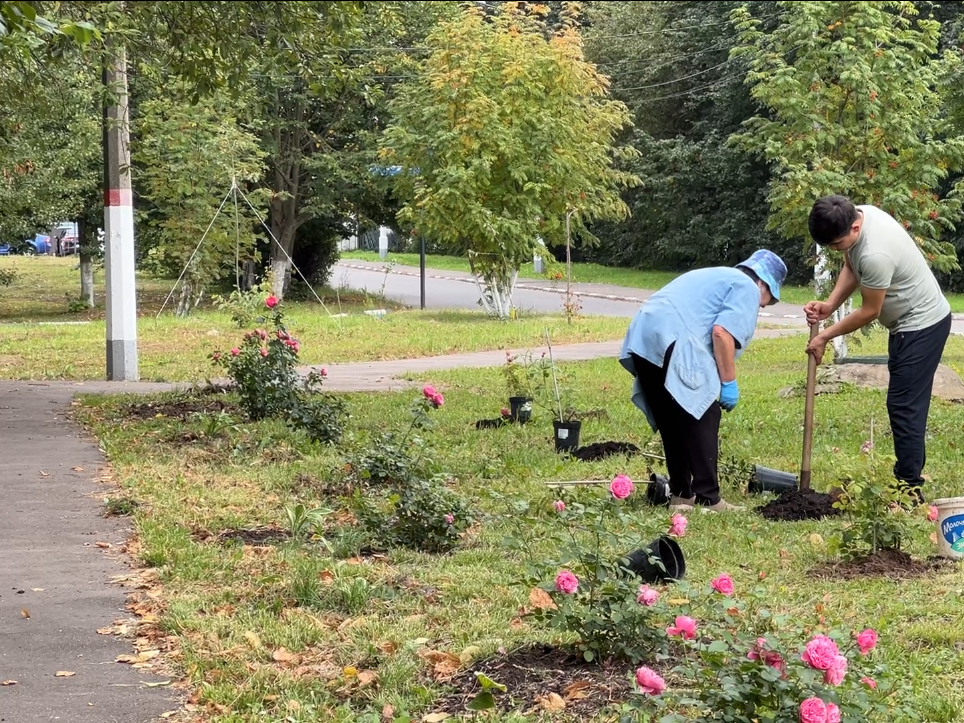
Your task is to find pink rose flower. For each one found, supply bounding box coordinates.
[802,634,840,670]
[634,666,665,696]
[553,500,566,513]
[212,352,221,361]
[431,392,445,408]
[860,439,873,454]
[230,348,240,356]
[668,513,687,538]
[747,637,769,661]
[554,570,579,595]
[501,407,511,418]
[711,573,734,596]
[861,677,877,689]
[928,505,939,521]
[260,348,268,357]
[321,367,328,377]
[265,295,278,308]
[856,628,877,655]
[610,474,634,500]
[823,654,847,686]
[637,584,659,606]
[826,703,841,723]
[444,514,454,525]
[665,615,696,640]
[256,329,266,340]
[422,385,437,399]
[799,697,827,723]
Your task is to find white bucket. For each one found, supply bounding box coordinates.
[932,496,964,560]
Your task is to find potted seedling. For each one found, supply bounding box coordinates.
[541,330,582,453]
[501,350,535,424]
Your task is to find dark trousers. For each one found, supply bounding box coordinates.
[887,313,952,493]
[631,349,722,505]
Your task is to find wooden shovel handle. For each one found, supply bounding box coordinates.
[800,323,820,490]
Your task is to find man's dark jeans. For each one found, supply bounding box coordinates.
[887,312,952,499]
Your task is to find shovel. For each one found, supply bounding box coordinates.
[749,323,819,494]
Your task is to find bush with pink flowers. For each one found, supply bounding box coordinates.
[352,385,475,554]
[497,475,685,664]
[622,582,917,722]
[210,296,346,443]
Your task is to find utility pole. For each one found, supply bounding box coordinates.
[102,37,139,381]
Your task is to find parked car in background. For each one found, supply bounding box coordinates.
[0,234,52,256]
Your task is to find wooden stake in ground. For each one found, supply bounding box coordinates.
[800,323,820,490]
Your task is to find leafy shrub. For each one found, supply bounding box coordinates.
[0,267,19,286]
[211,295,346,442]
[352,386,475,554]
[211,274,276,329]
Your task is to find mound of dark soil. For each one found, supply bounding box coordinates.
[432,644,636,719]
[809,549,957,581]
[756,489,841,521]
[571,441,640,462]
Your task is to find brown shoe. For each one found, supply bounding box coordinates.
[700,499,745,513]
[669,495,696,511]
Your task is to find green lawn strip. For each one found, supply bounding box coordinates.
[341,250,964,312]
[75,331,964,722]
[0,257,629,381]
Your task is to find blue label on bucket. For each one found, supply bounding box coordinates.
[941,513,964,552]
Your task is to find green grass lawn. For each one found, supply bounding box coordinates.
[342,250,964,312]
[0,257,629,381]
[74,329,964,723]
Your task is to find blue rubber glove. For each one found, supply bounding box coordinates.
[720,380,739,411]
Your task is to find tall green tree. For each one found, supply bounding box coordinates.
[730,0,964,271]
[133,75,267,315]
[380,2,639,318]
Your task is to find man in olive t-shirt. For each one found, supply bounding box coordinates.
[804,195,952,505]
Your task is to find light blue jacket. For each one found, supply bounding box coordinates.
[619,267,761,429]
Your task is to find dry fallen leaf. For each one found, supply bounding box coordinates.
[95,542,112,549]
[141,680,171,688]
[421,650,461,680]
[244,631,262,649]
[528,587,557,611]
[97,627,113,635]
[382,704,395,720]
[319,569,335,584]
[356,670,378,688]
[272,648,300,665]
[54,671,76,678]
[422,714,450,723]
[377,641,398,656]
[563,680,590,701]
[40,471,49,477]
[459,646,481,664]
[72,467,85,472]
[20,609,29,619]
[537,692,567,712]
[1,680,17,686]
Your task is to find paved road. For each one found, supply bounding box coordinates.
[0,382,177,722]
[333,261,808,326]
[332,260,964,335]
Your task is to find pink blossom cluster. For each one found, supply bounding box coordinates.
[799,697,841,723]
[423,385,445,408]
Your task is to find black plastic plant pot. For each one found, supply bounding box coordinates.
[619,536,686,583]
[553,419,581,453]
[509,396,533,424]
[748,465,799,495]
[646,474,671,507]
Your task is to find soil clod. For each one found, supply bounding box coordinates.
[756,489,841,521]
[570,441,640,462]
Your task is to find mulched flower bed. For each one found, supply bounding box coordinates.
[193,525,291,546]
[432,643,636,719]
[809,549,957,581]
[756,489,841,521]
[124,396,237,421]
[570,442,641,462]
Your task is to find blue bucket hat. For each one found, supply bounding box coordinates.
[736,249,787,305]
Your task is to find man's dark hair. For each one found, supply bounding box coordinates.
[808,195,859,246]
